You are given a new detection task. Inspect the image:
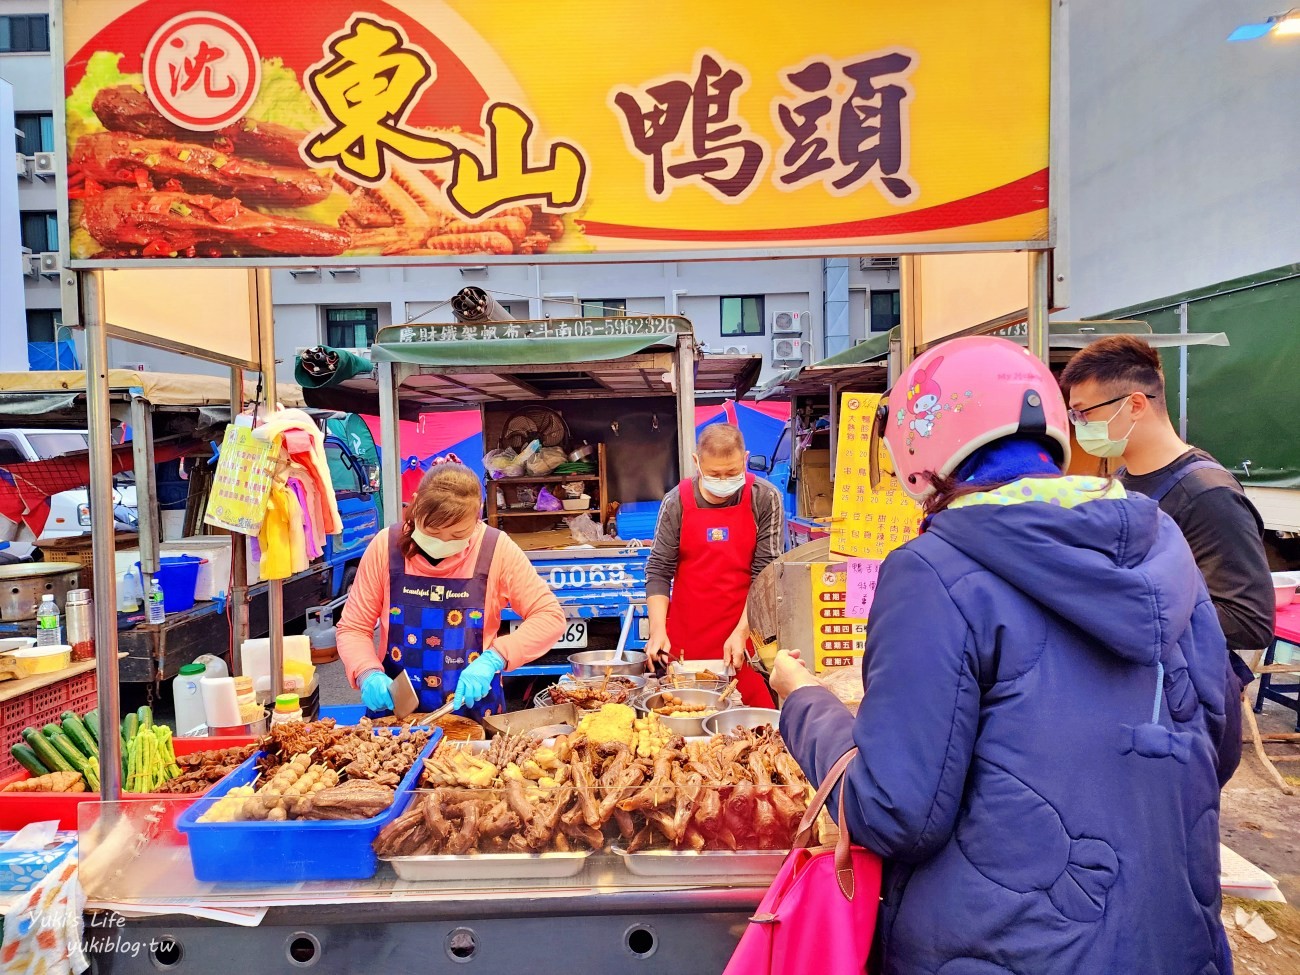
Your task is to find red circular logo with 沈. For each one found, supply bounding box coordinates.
[143,12,260,131]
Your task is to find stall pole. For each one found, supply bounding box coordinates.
[828,382,840,471]
[227,367,249,672]
[82,271,123,800]
[674,335,697,477]
[129,395,159,576]
[377,359,402,527]
[1027,251,1050,365]
[254,269,284,697]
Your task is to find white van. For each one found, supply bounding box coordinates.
[0,429,138,541]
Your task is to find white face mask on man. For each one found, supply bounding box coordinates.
[700,473,747,497]
[1073,401,1137,459]
[411,527,470,559]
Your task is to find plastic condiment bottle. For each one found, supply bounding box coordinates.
[35,595,61,647]
[173,663,207,737]
[270,693,303,726]
[65,589,94,662]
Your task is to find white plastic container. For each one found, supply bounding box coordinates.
[173,663,208,737]
[162,538,233,601]
[240,635,312,690]
[200,676,241,728]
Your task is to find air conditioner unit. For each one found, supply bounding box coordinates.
[771,310,808,334]
[38,252,61,276]
[772,336,804,361]
[23,255,39,279]
[32,152,56,178]
[721,343,749,355]
[16,153,32,179]
[860,256,900,271]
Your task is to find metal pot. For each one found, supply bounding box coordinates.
[701,708,783,736]
[568,650,648,678]
[0,563,81,622]
[636,687,732,737]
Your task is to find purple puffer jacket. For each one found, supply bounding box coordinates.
[781,493,1232,975]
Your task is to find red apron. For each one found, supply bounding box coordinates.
[665,475,775,708]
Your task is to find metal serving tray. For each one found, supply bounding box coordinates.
[609,845,787,881]
[382,850,592,882]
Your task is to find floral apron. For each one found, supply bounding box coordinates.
[371,526,506,721]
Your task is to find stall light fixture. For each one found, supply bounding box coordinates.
[288,268,320,279]
[327,266,361,278]
[459,265,488,276]
[1227,9,1300,40]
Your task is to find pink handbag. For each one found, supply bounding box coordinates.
[724,748,882,975]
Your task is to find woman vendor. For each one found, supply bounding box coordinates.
[338,461,566,719]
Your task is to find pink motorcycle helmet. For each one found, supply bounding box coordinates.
[873,336,1071,501]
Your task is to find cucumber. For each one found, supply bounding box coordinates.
[84,709,99,744]
[45,731,89,773]
[10,744,48,777]
[22,729,71,774]
[61,714,98,760]
[122,713,138,744]
[136,706,152,731]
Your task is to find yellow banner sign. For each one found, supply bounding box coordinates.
[61,0,1051,266]
[809,562,866,674]
[831,392,922,560]
[204,423,276,534]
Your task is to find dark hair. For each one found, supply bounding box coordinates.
[1060,335,1166,410]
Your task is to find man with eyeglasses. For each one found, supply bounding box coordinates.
[1062,335,1273,784]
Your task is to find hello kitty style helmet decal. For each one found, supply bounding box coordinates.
[870,336,1071,501]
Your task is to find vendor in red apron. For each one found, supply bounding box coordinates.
[337,461,566,719]
[644,424,785,707]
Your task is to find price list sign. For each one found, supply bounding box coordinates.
[831,392,921,560]
[810,563,867,673]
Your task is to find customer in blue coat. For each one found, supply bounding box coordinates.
[771,337,1233,975]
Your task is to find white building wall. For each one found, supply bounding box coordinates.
[1066,0,1300,316]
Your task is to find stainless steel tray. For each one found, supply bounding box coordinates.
[609,845,787,880]
[383,851,592,881]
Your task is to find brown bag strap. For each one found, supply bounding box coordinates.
[789,746,861,899]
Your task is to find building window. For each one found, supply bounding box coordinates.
[721,296,764,337]
[324,307,379,348]
[580,298,626,317]
[25,310,56,343]
[19,212,57,253]
[0,15,50,53]
[870,290,900,333]
[14,112,54,153]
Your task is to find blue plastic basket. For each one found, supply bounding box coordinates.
[616,500,663,540]
[177,728,441,883]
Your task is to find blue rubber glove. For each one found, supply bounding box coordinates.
[360,670,394,712]
[452,649,505,711]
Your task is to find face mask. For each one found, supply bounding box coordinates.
[1073,402,1136,459]
[411,528,470,559]
[700,473,746,498]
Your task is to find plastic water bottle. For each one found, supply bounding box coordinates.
[36,595,62,647]
[146,578,166,624]
[172,663,207,737]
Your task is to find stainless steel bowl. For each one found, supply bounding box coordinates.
[533,674,648,709]
[701,708,783,737]
[636,687,732,737]
[0,562,81,622]
[568,650,648,678]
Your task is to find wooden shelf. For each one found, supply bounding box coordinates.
[487,443,609,533]
[491,473,599,485]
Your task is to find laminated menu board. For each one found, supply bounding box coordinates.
[204,424,276,534]
[809,562,866,673]
[831,392,921,560]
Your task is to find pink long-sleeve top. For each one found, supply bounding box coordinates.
[337,524,566,686]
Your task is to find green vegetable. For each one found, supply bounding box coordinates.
[61,714,97,760]
[23,729,71,774]
[45,731,89,774]
[136,706,152,732]
[82,758,99,792]
[84,709,99,745]
[122,713,138,744]
[11,744,48,777]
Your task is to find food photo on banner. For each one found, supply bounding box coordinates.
[60,0,1049,265]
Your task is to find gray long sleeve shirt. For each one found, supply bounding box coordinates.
[644,477,786,599]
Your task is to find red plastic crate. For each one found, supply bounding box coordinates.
[0,736,255,830]
[0,671,101,778]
